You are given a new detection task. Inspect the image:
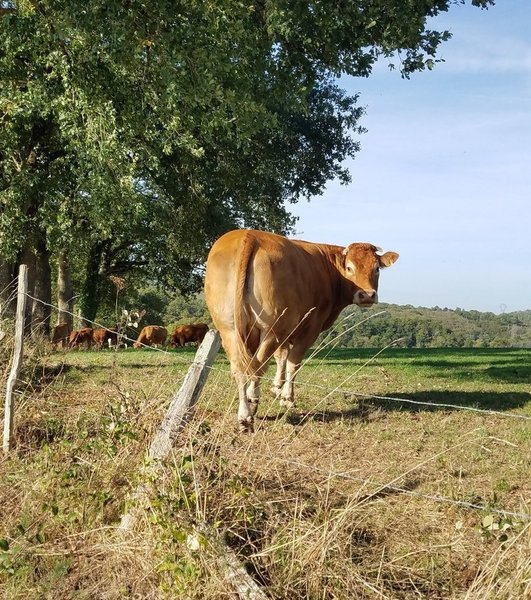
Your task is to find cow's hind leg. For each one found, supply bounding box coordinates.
[246,377,260,417]
[219,329,258,433]
[271,346,288,397]
[236,374,256,433]
[280,335,316,408]
[241,333,280,430]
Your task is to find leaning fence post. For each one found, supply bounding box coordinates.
[119,329,221,530]
[3,264,28,453]
[118,330,269,599]
[148,329,221,460]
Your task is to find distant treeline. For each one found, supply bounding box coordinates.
[84,285,531,349]
[323,304,531,348]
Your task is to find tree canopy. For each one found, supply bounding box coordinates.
[0,0,495,329]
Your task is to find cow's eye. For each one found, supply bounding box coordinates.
[346,265,353,274]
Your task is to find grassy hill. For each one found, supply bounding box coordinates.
[91,286,531,349]
[324,304,531,349]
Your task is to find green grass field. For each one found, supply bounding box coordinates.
[1,345,530,599]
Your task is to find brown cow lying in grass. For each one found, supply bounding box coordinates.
[171,323,209,348]
[69,327,93,349]
[133,325,167,348]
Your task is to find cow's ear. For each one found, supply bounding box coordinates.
[379,251,399,268]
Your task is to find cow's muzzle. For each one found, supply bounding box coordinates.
[354,289,378,306]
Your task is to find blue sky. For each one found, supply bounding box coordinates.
[290,1,531,313]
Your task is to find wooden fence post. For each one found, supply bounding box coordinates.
[118,330,270,599]
[119,329,221,530]
[148,329,221,460]
[3,264,28,453]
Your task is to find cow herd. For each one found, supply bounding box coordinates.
[51,322,209,351]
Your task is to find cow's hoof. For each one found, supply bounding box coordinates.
[238,417,254,434]
[270,386,282,397]
[279,398,295,409]
[248,400,259,417]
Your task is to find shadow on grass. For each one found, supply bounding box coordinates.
[283,390,530,424]
[314,347,530,362]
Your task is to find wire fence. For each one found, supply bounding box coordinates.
[4,291,531,424]
[7,291,530,421]
[2,290,531,522]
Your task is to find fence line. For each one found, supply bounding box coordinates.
[20,293,531,422]
[300,381,531,421]
[201,363,531,422]
[6,293,531,524]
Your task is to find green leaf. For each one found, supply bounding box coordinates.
[482,514,495,528]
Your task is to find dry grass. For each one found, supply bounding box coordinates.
[0,337,530,599]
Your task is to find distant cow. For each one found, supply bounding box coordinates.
[204,229,398,432]
[92,326,120,349]
[133,325,167,348]
[171,323,209,348]
[69,327,94,349]
[51,322,71,349]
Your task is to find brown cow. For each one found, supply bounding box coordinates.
[69,327,94,349]
[92,326,120,349]
[171,323,209,348]
[204,229,398,432]
[51,322,71,349]
[133,325,167,348]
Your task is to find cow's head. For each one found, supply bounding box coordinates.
[342,243,399,306]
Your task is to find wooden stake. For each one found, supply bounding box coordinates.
[148,328,221,460]
[118,330,269,598]
[3,264,28,453]
[119,329,221,530]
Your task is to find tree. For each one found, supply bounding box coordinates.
[0,0,496,331]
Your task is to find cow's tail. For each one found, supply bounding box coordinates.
[233,231,257,377]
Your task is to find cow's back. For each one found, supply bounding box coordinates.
[205,230,339,369]
[190,323,208,342]
[145,325,167,345]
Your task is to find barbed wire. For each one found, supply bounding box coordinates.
[13,292,531,422]
[5,292,531,524]
[303,381,531,421]
[200,363,531,422]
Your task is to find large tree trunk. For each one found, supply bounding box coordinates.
[31,233,52,338]
[79,241,105,326]
[57,251,74,330]
[0,259,16,318]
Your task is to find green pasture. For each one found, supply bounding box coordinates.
[1,346,530,599]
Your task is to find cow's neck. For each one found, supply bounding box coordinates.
[319,246,357,326]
